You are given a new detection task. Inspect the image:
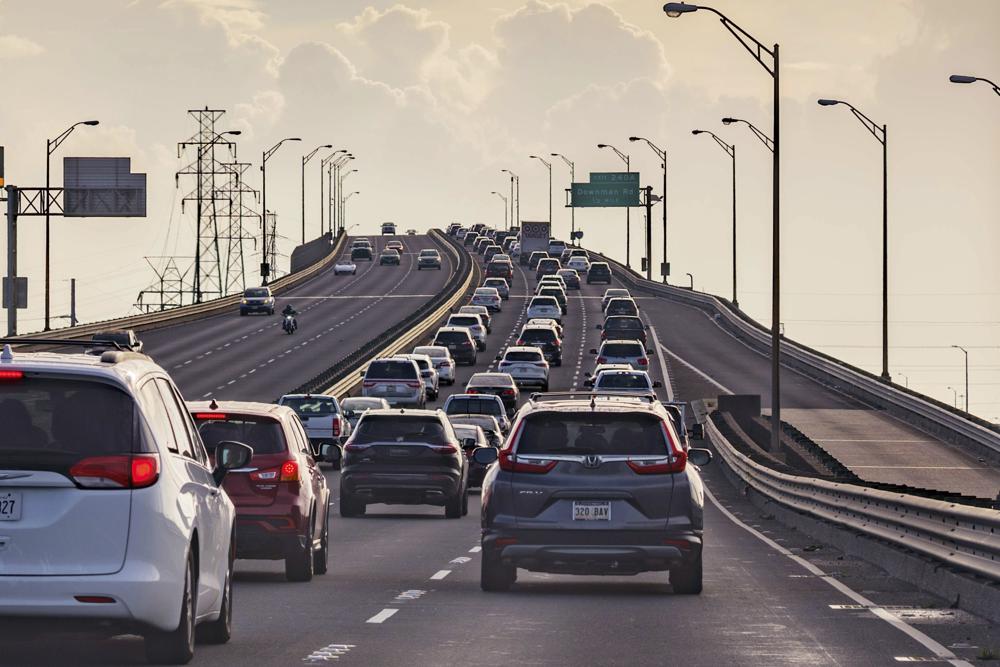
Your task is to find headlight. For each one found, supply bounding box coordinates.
[241,299,248,304]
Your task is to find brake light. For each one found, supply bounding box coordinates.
[502,389,515,396]
[597,356,606,363]
[344,443,371,452]
[601,331,607,340]
[280,460,299,482]
[637,358,649,366]
[405,381,421,388]
[363,381,377,388]
[332,416,341,437]
[0,370,24,381]
[498,450,556,474]
[70,454,160,489]
[194,412,227,420]
[467,388,479,394]
[430,443,459,455]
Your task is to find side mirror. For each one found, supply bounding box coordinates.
[595,324,602,330]
[495,354,503,361]
[344,409,355,419]
[359,370,365,378]
[589,348,598,355]
[646,349,655,356]
[688,423,705,440]
[321,443,342,466]
[652,380,663,388]
[583,379,594,388]
[471,447,499,465]
[213,441,253,485]
[688,448,712,467]
[644,324,650,330]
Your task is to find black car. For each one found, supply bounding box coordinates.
[453,423,493,488]
[352,246,373,261]
[528,251,548,269]
[379,249,401,265]
[516,325,562,366]
[605,297,639,317]
[340,409,469,518]
[433,326,478,365]
[465,372,520,415]
[600,315,647,345]
[587,262,613,284]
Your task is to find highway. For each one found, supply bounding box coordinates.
[2,241,995,666]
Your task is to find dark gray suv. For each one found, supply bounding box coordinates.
[474,393,712,593]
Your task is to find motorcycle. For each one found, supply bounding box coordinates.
[282,314,297,335]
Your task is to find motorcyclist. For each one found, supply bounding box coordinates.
[281,304,298,331]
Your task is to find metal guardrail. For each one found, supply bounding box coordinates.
[11,233,346,341]
[288,230,476,399]
[707,416,1000,582]
[586,249,1000,461]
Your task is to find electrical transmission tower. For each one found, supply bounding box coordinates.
[217,161,259,294]
[134,257,192,313]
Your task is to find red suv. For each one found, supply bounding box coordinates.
[189,400,331,582]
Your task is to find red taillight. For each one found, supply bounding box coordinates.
[344,443,371,452]
[637,358,649,366]
[626,422,687,474]
[597,356,606,363]
[502,389,515,396]
[601,331,607,340]
[332,416,341,436]
[498,450,556,474]
[194,412,227,420]
[430,443,459,455]
[663,538,693,550]
[0,370,24,381]
[467,388,479,394]
[70,454,160,489]
[280,460,299,482]
[516,339,524,346]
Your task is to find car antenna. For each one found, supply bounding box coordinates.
[209,399,219,410]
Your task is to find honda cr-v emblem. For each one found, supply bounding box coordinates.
[583,455,602,469]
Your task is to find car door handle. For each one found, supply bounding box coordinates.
[209,488,220,497]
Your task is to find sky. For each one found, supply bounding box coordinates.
[0,0,997,419]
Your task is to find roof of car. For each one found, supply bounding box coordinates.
[503,345,544,354]
[521,394,665,415]
[601,338,645,346]
[188,400,294,419]
[437,326,474,334]
[0,347,167,394]
[362,407,443,418]
[468,372,515,385]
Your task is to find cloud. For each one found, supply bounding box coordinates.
[0,34,44,58]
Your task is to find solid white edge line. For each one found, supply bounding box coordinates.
[703,485,972,667]
[365,608,398,624]
[656,341,733,395]
[429,570,451,580]
[643,317,674,402]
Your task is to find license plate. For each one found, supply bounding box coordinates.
[573,501,610,521]
[388,447,413,457]
[0,491,22,521]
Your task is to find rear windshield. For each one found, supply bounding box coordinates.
[530,297,558,308]
[590,264,610,272]
[402,357,430,371]
[413,346,448,359]
[245,288,269,297]
[341,398,384,411]
[446,397,502,417]
[484,279,507,287]
[602,342,644,356]
[0,378,138,468]
[450,316,480,327]
[516,412,667,456]
[606,317,642,330]
[366,360,418,380]
[597,374,650,389]
[280,396,340,416]
[194,415,286,455]
[521,328,556,343]
[435,331,471,344]
[469,374,511,387]
[505,351,543,362]
[538,259,559,268]
[353,415,448,444]
[540,288,563,297]
[474,289,496,296]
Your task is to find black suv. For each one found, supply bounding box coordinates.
[587,262,612,284]
[340,409,469,518]
[473,393,712,593]
[516,325,562,366]
[599,315,647,346]
[351,246,373,261]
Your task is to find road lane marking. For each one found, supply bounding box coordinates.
[303,644,355,662]
[469,546,482,553]
[449,556,471,565]
[366,608,398,624]
[429,569,451,580]
[656,341,732,394]
[704,485,972,667]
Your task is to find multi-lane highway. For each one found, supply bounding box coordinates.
[3,237,995,666]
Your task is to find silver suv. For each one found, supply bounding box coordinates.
[474,392,712,594]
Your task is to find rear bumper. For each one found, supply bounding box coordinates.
[240,303,273,313]
[342,470,461,506]
[234,515,308,560]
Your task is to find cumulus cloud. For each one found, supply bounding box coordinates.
[0,34,44,58]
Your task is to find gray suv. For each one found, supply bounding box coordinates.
[474,392,712,593]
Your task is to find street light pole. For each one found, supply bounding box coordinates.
[949,73,1000,97]
[597,143,631,268]
[338,168,357,235]
[501,169,519,229]
[817,98,890,383]
[491,191,508,228]
[529,156,553,229]
[45,119,99,330]
[628,137,668,281]
[343,191,359,230]
[663,1,782,453]
[952,345,969,412]
[302,144,332,244]
[320,150,347,235]
[692,130,737,307]
[261,137,301,284]
[550,153,575,243]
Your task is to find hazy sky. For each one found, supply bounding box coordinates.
[0,0,997,418]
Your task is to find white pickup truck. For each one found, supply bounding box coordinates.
[277,394,352,465]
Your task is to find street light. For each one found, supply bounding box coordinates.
[302,144,332,244]
[320,149,347,235]
[45,119,100,330]
[692,129,737,307]
[663,1,782,453]
[817,97,890,383]
[343,191,360,230]
[528,155,553,228]
[501,169,519,229]
[550,153,575,242]
[897,372,908,388]
[338,168,358,235]
[597,143,631,268]
[947,386,958,408]
[261,137,301,284]
[686,272,694,290]
[951,345,969,412]
[949,74,1000,97]
[490,191,508,228]
[330,154,354,235]
[628,137,668,281]
[721,117,774,151]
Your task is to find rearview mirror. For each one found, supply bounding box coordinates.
[589,348,598,355]
[471,447,499,465]
[688,448,712,467]
[646,349,655,356]
[213,441,253,485]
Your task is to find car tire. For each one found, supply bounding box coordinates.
[340,488,366,518]
[329,445,343,471]
[239,310,246,317]
[480,549,515,592]
[444,489,463,519]
[145,550,196,664]
[542,382,549,392]
[670,552,703,595]
[197,538,233,645]
[285,522,314,583]
[461,481,470,516]
[553,357,562,367]
[313,514,330,575]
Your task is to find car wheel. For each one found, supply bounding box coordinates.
[670,552,703,595]
[461,483,469,516]
[339,487,365,518]
[444,490,463,519]
[197,538,233,645]
[239,310,246,317]
[553,357,562,367]
[313,513,330,575]
[542,382,549,392]
[285,521,315,583]
[480,549,515,592]
[145,550,196,664]
[328,445,342,471]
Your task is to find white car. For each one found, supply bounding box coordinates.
[591,339,654,371]
[393,353,440,400]
[526,295,562,323]
[536,276,566,292]
[526,317,563,338]
[482,278,510,300]
[458,305,492,333]
[566,256,591,272]
[334,259,357,275]
[471,287,502,312]
[446,313,488,351]
[361,358,426,407]
[497,346,550,389]
[277,393,352,446]
[412,345,456,385]
[0,344,252,663]
[592,369,662,398]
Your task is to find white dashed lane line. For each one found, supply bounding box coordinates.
[469,546,482,553]
[366,608,398,624]
[429,570,451,580]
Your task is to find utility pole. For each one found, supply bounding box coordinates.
[643,186,653,280]
[69,278,77,327]
[6,185,18,336]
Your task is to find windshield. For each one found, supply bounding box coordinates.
[436,331,470,344]
[353,415,448,444]
[530,297,558,308]
[413,346,448,359]
[516,412,668,456]
[245,288,269,298]
[280,396,340,416]
[450,316,480,327]
[195,415,286,455]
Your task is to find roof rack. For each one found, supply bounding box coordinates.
[527,391,656,404]
[0,338,125,351]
